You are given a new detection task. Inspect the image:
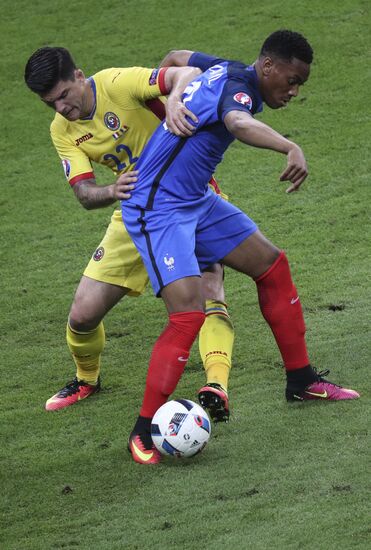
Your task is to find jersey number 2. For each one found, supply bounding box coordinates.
[104,144,139,171]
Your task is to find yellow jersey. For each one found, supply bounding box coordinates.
[50,67,167,186]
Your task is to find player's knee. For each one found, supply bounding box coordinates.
[266,246,281,266]
[161,278,205,313]
[201,264,225,301]
[253,244,281,279]
[69,301,101,332]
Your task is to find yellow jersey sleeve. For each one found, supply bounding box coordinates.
[51,117,95,185]
[101,67,168,109]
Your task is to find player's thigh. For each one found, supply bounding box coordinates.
[222,230,280,279]
[84,209,149,296]
[201,263,225,302]
[69,276,130,330]
[196,195,257,270]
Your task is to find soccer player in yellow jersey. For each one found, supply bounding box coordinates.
[24,47,234,421]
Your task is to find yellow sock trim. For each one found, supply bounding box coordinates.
[198,300,234,391]
[66,321,105,384]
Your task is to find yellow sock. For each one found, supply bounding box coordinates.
[66,321,105,384]
[198,300,234,392]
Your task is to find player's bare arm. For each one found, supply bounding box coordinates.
[159,49,194,68]
[163,66,201,136]
[73,171,138,209]
[224,110,308,192]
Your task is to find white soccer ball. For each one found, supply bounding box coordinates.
[151,399,211,458]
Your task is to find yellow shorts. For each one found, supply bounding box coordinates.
[84,209,148,296]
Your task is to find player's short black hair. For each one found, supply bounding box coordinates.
[260,30,313,64]
[24,47,77,94]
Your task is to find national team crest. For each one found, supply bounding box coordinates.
[233,92,252,109]
[93,246,105,261]
[61,159,71,179]
[104,112,121,131]
[164,254,175,271]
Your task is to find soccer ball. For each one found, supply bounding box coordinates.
[151,399,211,458]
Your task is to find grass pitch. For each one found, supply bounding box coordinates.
[1,1,370,548]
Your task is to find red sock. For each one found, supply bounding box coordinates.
[255,251,309,371]
[140,311,205,417]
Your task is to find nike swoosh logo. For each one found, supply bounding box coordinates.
[291,297,300,304]
[131,441,154,462]
[178,356,188,362]
[305,390,328,398]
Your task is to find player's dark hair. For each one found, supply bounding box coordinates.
[260,30,313,64]
[24,47,77,94]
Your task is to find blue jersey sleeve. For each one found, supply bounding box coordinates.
[218,74,263,121]
[188,52,227,71]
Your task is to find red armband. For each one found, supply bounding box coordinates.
[158,67,169,95]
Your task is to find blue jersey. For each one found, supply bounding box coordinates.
[125,53,263,210]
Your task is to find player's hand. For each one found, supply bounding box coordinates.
[165,97,198,137]
[280,145,308,193]
[112,170,138,200]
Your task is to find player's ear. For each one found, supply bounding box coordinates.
[74,68,85,81]
[262,57,273,76]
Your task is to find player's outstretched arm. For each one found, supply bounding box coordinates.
[159,50,194,68]
[224,110,308,192]
[73,171,138,209]
[163,66,201,136]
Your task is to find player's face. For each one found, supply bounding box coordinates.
[260,57,310,109]
[40,69,91,120]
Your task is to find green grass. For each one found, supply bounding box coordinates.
[1,0,370,548]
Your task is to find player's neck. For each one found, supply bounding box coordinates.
[253,59,265,99]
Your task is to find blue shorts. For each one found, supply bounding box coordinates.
[122,190,257,296]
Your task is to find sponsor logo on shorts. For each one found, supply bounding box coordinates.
[61,159,71,179]
[149,68,159,85]
[93,246,105,261]
[164,254,175,270]
[233,92,252,109]
[75,133,93,146]
[104,112,121,131]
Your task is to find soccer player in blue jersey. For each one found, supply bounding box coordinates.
[24,47,233,422]
[121,30,360,464]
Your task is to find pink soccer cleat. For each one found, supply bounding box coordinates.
[286,370,360,401]
[45,377,100,411]
[198,383,230,422]
[128,433,162,465]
